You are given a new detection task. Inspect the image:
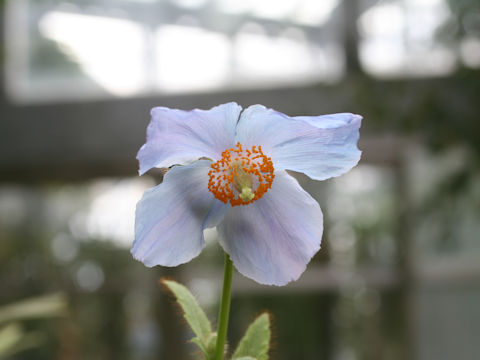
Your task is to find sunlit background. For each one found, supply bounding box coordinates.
[1,0,480,359]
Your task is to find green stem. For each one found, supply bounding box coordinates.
[213,253,234,360]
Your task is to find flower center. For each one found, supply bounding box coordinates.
[208,142,275,206]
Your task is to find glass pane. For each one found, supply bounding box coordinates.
[358,0,457,77]
[5,0,344,103]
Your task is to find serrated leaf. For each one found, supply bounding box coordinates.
[232,313,270,360]
[162,280,212,345]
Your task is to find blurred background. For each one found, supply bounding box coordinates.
[0,0,479,359]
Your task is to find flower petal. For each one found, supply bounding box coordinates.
[132,160,227,267]
[236,105,362,180]
[217,170,323,285]
[137,102,242,175]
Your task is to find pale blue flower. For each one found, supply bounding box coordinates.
[133,103,362,286]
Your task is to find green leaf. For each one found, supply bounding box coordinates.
[232,313,270,360]
[205,332,217,358]
[0,324,45,358]
[191,332,217,360]
[162,280,213,354]
[0,293,67,324]
[190,337,209,359]
[0,323,23,355]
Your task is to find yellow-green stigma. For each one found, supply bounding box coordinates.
[239,187,255,202]
[232,163,255,203]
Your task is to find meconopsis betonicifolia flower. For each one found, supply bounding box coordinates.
[132,103,362,286]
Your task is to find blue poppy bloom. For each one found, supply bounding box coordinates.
[133,103,362,286]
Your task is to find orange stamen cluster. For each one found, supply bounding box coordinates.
[208,142,275,206]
